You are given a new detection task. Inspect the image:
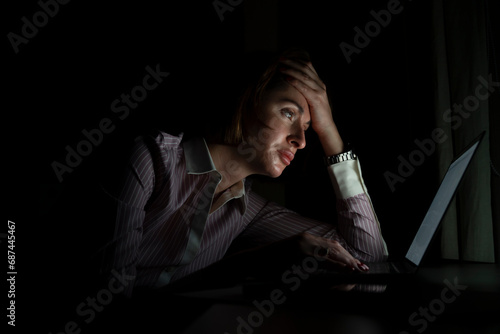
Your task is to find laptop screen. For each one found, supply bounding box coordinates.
[405,138,481,266]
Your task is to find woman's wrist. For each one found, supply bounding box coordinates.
[316,124,344,156]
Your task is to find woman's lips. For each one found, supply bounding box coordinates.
[278,150,295,166]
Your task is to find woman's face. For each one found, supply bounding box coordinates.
[244,82,311,178]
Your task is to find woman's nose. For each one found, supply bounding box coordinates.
[288,128,306,149]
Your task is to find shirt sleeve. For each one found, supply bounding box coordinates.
[239,158,388,263]
[101,137,156,297]
[327,158,388,261]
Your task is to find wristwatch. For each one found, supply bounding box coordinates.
[324,149,357,166]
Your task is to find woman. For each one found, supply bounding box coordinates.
[103,49,388,297]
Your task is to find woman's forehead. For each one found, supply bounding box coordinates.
[265,84,309,112]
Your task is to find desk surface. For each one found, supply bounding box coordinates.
[94,263,500,334]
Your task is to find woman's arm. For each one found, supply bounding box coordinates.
[237,182,387,264]
[234,55,388,263]
[328,158,388,261]
[101,136,156,297]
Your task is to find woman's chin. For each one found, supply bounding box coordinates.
[265,164,285,178]
[252,157,286,178]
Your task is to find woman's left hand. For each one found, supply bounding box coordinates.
[279,57,344,155]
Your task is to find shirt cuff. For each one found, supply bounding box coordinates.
[327,158,367,199]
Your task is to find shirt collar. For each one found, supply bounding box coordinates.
[182,136,247,214]
[183,136,217,174]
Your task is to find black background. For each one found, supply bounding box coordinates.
[5,0,456,332]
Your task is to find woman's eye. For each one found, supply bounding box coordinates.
[283,109,294,120]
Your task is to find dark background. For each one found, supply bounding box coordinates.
[5,0,466,332]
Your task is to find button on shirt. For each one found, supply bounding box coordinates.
[104,131,388,296]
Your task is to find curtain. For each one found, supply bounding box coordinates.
[431,0,496,263]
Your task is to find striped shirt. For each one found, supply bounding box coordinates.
[103,131,388,296]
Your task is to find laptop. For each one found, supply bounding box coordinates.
[310,131,485,285]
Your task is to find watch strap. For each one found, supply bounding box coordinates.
[325,150,357,166]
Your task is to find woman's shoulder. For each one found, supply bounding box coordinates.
[135,129,184,150]
[123,130,186,168]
